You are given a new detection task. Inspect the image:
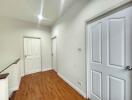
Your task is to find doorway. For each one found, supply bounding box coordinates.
[52,37,57,72]
[24,37,42,75]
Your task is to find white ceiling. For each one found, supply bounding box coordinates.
[0,0,77,26]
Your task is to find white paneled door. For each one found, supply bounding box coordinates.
[86,6,132,100]
[52,37,57,72]
[24,37,41,75]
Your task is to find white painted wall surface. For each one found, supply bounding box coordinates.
[0,78,8,100]
[0,17,52,76]
[2,61,21,96]
[52,0,131,97]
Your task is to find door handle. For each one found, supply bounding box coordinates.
[125,66,132,71]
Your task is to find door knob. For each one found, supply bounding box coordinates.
[125,66,132,70]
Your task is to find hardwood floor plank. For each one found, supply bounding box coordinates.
[13,70,87,100]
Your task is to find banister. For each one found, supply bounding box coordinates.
[0,58,20,74]
[0,73,9,79]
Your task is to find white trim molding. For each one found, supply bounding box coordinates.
[9,86,18,97]
[42,68,52,72]
[57,73,87,98]
[86,0,132,23]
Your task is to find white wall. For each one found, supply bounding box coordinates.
[0,78,8,100]
[52,0,131,97]
[0,17,52,76]
[2,62,21,96]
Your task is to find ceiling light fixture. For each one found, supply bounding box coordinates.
[60,0,65,15]
[37,0,50,23]
[37,14,44,21]
[38,0,44,23]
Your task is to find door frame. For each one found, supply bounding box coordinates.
[85,23,91,99]
[51,36,57,72]
[23,36,43,75]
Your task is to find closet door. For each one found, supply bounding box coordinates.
[24,38,41,75]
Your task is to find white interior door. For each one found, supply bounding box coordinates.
[86,6,132,100]
[24,38,41,75]
[52,38,57,72]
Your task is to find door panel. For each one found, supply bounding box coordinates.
[52,38,57,72]
[91,70,102,100]
[92,23,102,63]
[24,38,41,75]
[108,18,125,67]
[108,76,125,100]
[87,6,132,100]
[24,38,32,56]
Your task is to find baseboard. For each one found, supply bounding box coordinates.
[9,79,21,97]
[42,68,52,72]
[57,73,86,98]
[9,86,19,97]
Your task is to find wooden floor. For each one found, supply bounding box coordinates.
[12,70,87,100]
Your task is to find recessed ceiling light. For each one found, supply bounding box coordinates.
[37,14,44,21]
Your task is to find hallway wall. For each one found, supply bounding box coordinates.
[0,17,52,76]
[52,0,130,97]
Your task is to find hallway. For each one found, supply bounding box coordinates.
[12,70,87,100]
[0,0,132,100]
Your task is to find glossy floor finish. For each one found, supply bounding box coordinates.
[13,70,87,100]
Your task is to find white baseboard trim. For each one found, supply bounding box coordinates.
[9,86,19,97]
[42,68,52,72]
[57,73,86,98]
[9,79,21,97]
